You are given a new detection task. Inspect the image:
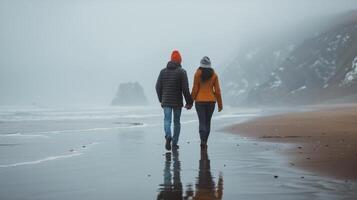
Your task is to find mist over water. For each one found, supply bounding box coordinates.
[1,0,357,107]
[1,2,357,199]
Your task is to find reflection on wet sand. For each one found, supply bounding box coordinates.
[157,150,183,199]
[157,149,223,200]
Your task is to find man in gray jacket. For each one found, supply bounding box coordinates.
[156,50,193,150]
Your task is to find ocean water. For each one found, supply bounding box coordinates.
[0,106,356,200]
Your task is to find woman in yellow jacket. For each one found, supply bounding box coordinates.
[191,56,223,149]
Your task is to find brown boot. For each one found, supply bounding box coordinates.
[200,139,207,150]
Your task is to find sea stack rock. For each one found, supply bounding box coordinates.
[111,82,148,106]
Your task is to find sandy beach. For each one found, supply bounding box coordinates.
[1,106,357,199]
[226,104,357,181]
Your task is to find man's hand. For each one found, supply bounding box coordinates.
[218,106,223,112]
[185,104,193,110]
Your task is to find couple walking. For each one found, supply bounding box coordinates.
[156,50,223,151]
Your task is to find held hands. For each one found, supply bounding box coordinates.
[184,104,193,110]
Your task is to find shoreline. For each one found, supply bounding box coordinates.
[225,104,357,181]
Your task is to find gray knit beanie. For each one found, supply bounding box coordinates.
[200,56,211,68]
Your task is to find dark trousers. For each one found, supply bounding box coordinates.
[195,102,215,143]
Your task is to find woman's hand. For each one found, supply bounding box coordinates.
[218,106,223,112]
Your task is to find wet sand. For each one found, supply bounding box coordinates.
[226,104,357,181]
[1,106,357,199]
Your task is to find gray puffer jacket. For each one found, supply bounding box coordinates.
[156,61,193,107]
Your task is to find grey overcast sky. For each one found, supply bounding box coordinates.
[1,0,357,107]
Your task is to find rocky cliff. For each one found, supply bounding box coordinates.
[245,12,357,106]
[222,11,357,106]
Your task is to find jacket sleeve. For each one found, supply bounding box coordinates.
[191,71,200,101]
[181,70,193,105]
[213,74,223,109]
[155,70,163,103]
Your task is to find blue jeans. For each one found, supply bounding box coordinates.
[163,107,182,145]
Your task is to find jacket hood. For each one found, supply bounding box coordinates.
[166,61,181,69]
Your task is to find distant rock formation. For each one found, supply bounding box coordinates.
[111,82,148,106]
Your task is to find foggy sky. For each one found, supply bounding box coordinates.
[1,0,357,107]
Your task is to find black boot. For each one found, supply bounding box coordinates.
[165,136,172,151]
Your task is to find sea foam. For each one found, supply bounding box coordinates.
[0,153,82,168]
